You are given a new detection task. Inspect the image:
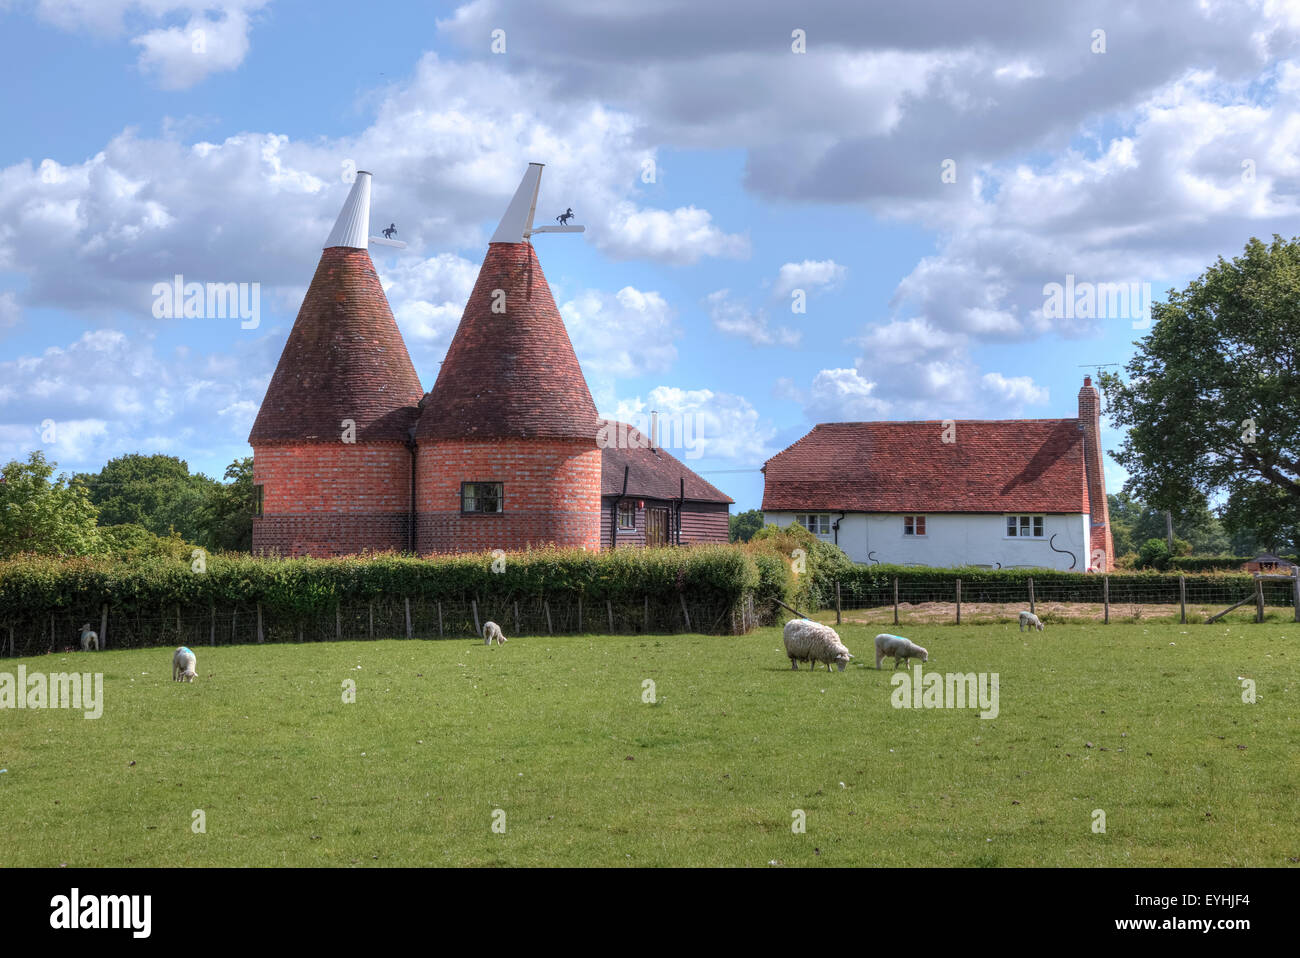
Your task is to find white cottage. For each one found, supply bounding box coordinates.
[761,378,1114,571]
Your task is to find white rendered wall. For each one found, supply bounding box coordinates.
[762,512,1091,570]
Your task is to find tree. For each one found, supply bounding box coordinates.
[729,509,765,543]
[77,454,218,542]
[0,451,102,557]
[1107,492,1231,557]
[1101,234,1300,557]
[197,457,255,552]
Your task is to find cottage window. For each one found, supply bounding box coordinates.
[461,482,504,514]
[903,515,926,536]
[1006,515,1044,538]
[796,513,831,535]
[617,501,636,530]
[253,484,264,517]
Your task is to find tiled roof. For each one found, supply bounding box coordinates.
[249,247,424,443]
[416,242,600,442]
[599,421,734,503]
[761,419,1088,513]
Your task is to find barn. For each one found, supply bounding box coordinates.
[599,419,733,548]
[761,377,1114,571]
[249,164,732,557]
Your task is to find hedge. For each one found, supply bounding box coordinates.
[0,546,781,655]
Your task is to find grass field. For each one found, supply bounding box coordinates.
[1,621,1296,867]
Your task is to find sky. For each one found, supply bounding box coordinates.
[2,0,1300,512]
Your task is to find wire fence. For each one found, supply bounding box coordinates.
[0,591,760,658]
[814,574,1300,627]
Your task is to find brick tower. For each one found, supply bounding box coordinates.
[249,172,425,556]
[414,163,603,553]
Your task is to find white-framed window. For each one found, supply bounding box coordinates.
[1006,514,1044,538]
[795,513,831,535]
[903,515,926,536]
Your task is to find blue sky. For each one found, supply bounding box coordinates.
[3,0,1300,512]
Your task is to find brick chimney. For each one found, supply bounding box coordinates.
[1078,376,1113,570]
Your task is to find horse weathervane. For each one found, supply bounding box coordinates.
[490,163,586,243]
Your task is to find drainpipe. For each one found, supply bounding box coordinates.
[676,476,685,545]
[832,511,846,546]
[407,427,418,554]
[611,465,629,549]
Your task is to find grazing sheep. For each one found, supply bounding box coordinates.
[78,624,98,652]
[173,646,197,682]
[783,619,853,672]
[1018,611,1044,632]
[483,621,507,646]
[874,633,929,670]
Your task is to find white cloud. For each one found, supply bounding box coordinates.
[601,203,749,264]
[561,286,679,378]
[980,371,1050,407]
[773,259,846,297]
[0,291,19,332]
[604,385,776,462]
[34,1,268,89]
[705,290,800,347]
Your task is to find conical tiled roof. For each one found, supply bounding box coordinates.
[416,241,599,441]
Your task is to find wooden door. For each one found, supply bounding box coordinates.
[646,508,668,547]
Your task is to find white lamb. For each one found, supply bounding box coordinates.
[483,621,507,646]
[78,623,98,651]
[172,646,197,682]
[1018,611,1044,632]
[783,619,852,672]
[874,633,929,670]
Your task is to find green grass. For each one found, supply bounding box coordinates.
[1,621,1296,867]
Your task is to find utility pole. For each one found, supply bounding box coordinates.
[1166,510,1174,551]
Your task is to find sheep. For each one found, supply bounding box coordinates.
[78,623,98,652]
[1018,611,1044,632]
[783,619,852,672]
[483,621,507,646]
[173,646,197,683]
[874,633,929,670]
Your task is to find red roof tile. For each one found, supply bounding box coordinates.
[416,242,599,442]
[599,421,734,503]
[250,247,424,443]
[761,419,1088,513]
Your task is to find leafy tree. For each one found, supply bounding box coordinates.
[0,451,102,556]
[1107,492,1231,557]
[77,454,217,542]
[728,508,765,543]
[100,523,194,561]
[1100,235,1300,557]
[197,456,255,552]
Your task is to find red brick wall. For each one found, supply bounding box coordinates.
[252,441,413,555]
[416,438,601,553]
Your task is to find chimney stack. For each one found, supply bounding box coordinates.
[1078,377,1113,570]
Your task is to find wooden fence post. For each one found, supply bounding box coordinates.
[644,595,649,633]
[176,605,182,641]
[437,601,443,637]
[1179,575,1187,624]
[1103,576,1110,625]
[49,613,54,653]
[607,599,614,633]
[1255,576,1265,623]
[835,581,842,626]
[1028,577,1036,616]
[544,600,553,635]
[577,596,582,633]
[335,603,342,641]
[893,577,899,626]
[405,598,413,639]
[680,594,692,632]
[955,578,961,625]
[471,598,481,637]
[256,603,264,644]
[514,601,521,636]
[100,604,109,650]
[368,602,374,640]
[209,603,215,646]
